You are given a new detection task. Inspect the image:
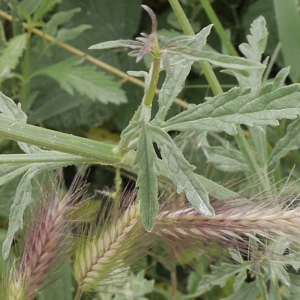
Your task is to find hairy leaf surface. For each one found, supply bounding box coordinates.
[163,84,300,135]
[134,122,160,231]
[153,25,213,124]
[150,126,214,217]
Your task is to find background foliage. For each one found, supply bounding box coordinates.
[1,0,300,299]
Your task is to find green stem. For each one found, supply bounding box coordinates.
[0,116,238,200]
[0,116,119,165]
[0,153,92,164]
[20,31,32,112]
[144,57,161,106]
[234,127,270,192]
[199,0,239,57]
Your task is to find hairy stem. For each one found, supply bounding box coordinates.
[144,58,161,106]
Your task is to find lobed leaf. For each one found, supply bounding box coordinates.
[150,126,214,217]
[35,57,127,104]
[134,121,160,231]
[224,16,268,90]
[239,16,268,63]
[163,83,300,135]
[152,25,213,124]
[196,263,252,296]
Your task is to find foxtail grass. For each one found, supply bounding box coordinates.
[3,177,87,300]
[153,195,300,257]
[74,192,143,299]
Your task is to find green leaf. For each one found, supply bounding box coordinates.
[89,39,143,50]
[248,126,268,167]
[166,48,265,70]
[37,258,73,300]
[32,0,62,23]
[0,91,27,122]
[113,270,154,300]
[256,275,268,300]
[271,265,290,287]
[196,263,250,296]
[134,121,160,231]
[269,118,300,169]
[35,57,127,104]
[55,24,92,43]
[2,162,68,260]
[289,274,300,300]
[97,270,154,300]
[223,282,259,300]
[239,16,268,63]
[203,143,248,172]
[0,34,27,82]
[0,92,48,154]
[58,0,142,50]
[272,67,290,91]
[233,269,248,293]
[0,229,10,274]
[173,131,196,152]
[44,8,82,36]
[269,280,282,300]
[0,164,30,186]
[224,16,268,90]
[17,0,45,15]
[150,126,214,217]
[163,83,300,135]
[153,25,213,124]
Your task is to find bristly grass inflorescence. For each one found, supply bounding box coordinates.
[73,191,144,299]
[3,176,88,300]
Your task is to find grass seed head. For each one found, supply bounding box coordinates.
[4,175,88,300]
[74,190,144,295]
